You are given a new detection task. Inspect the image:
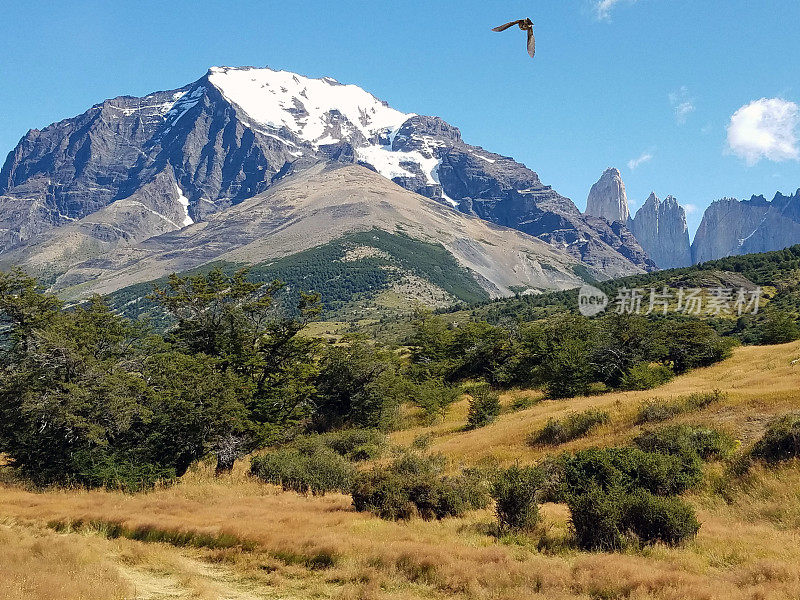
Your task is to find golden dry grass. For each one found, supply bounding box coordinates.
[0,523,129,600]
[0,340,799,599]
[393,340,800,466]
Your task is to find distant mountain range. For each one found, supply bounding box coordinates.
[583,167,800,269]
[0,66,798,308]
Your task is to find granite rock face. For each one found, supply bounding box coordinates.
[585,167,630,224]
[0,66,654,277]
[630,193,692,269]
[691,191,800,263]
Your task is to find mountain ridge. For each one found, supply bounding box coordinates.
[0,65,654,284]
[2,163,598,301]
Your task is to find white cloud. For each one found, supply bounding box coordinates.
[627,151,653,170]
[594,0,638,20]
[669,86,695,125]
[683,203,698,215]
[727,98,799,165]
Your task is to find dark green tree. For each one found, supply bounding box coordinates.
[0,276,249,489]
[150,268,323,466]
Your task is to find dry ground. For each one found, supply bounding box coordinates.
[1,340,799,600]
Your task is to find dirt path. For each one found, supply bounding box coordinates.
[115,551,269,600]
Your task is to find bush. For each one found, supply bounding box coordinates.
[529,409,610,446]
[759,311,800,345]
[568,485,625,551]
[751,414,800,464]
[491,466,541,532]
[407,379,461,424]
[54,452,177,493]
[351,454,490,520]
[622,490,700,546]
[510,394,541,411]
[661,321,736,374]
[466,386,501,430]
[568,486,700,551]
[634,425,736,460]
[293,429,386,462]
[619,364,674,391]
[635,390,726,424]
[685,390,727,410]
[635,398,684,424]
[563,447,702,497]
[250,448,353,496]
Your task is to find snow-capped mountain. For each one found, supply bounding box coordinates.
[0,66,654,280]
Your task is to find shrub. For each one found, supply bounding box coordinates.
[619,364,674,391]
[635,390,726,424]
[635,398,684,424]
[411,433,433,451]
[293,429,386,462]
[751,414,800,464]
[685,389,727,410]
[491,466,541,532]
[466,386,501,430]
[250,448,353,496]
[759,311,800,345]
[568,485,625,551]
[661,321,736,374]
[407,379,460,424]
[55,452,177,493]
[529,409,610,446]
[622,490,700,546]
[510,394,540,411]
[532,454,568,503]
[568,486,700,551]
[351,453,490,520]
[634,425,736,460]
[563,447,702,497]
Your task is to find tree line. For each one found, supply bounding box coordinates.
[0,267,736,491]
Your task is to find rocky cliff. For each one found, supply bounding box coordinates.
[630,193,692,269]
[691,191,800,263]
[585,167,630,224]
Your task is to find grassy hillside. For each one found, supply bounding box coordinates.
[2,340,799,600]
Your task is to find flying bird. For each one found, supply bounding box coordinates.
[492,18,535,58]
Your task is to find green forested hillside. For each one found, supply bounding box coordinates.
[459,245,800,344]
[107,230,489,324]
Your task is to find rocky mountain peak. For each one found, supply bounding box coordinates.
[205,66,413,147]
[630,192,692,269]
[585,167,629,224]
[692,189,800,263]
[0,66,656,279]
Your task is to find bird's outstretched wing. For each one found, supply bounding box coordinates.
[527,28,536,58]
[492,20,523,32]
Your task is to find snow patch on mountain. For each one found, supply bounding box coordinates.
[356,145,417,179]
[207,66,413,146]
[166,87,205,127]
[355,145,456,207]
[175,183,194,227]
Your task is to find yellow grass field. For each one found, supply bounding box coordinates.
[1,340,799,600]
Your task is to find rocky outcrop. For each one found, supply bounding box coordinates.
[630,193,692,269]
[585,168,629,224]
[0,169,194,277]
[691,191,800,263]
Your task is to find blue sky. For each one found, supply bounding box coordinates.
[1,0,799,237]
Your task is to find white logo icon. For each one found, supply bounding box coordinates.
[578,285,608,316]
